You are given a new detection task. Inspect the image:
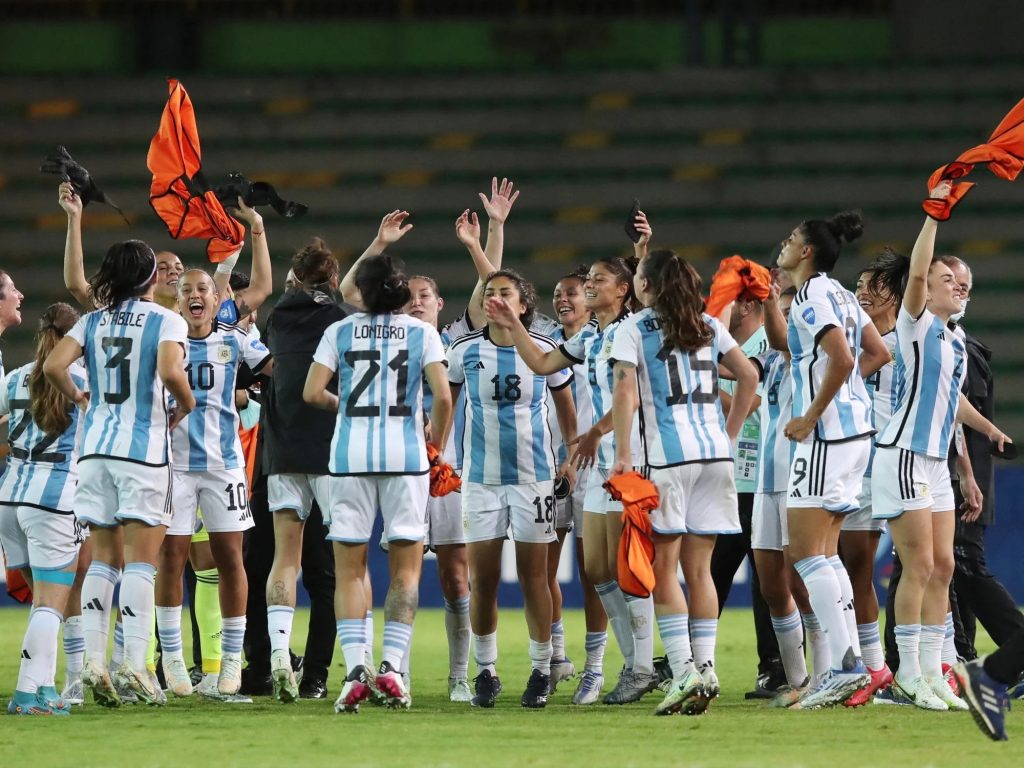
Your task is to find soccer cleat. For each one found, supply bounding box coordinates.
[448,676,472,703]
[114,664,163,706]
[942,663,962,696]
[188,665,204,687]
[845,664,894,708]
[334,665,371,714]
[572,670,605,705]
[37,685,71,716]
[603,668,660,705]
[954,659,1009,741]
[61,674,84,706]
[272,661,299,704]
[655,667,705,716]
[376,662,412,709]
[366,674,388,707]
[219,655,243,696]
[471,669,503,708]
[927,675,968,711]
[891,674,948,711]
[7,690,52,716]
[873,684,912,706]
[769,679,809,709]
[521,669,550,709]
[689,668,720,715]
[549,657,576,694]
[147,670,167,705]
[162,655,194,698]
[653,656,674,692]
[745,667,788,700]
[196,673,253,703]
[796,667,871,710]
[82,660,121,708]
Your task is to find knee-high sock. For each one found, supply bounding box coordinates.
[795,556,853,670]
[81,561,119,666]
[17,606,62,693]
[119,563,157,670]
[827,556,862,658]
[595,581,634,668]
[858,621,884,671]
[62,615,85,678]
[336,619,366,674]
[473,631,497,676]
[382,620,413,671]
[656,614,693,678]
[267,605,294,665]
[690,618,718,675]
[444,595,471,679]
[625,593,654,675]
[895,624,922,680]
[584,631,608,674]
[194,568,222,674]
[771,611,808,686]
[919,624,945,679]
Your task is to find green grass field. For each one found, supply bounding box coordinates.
[0,606,1021,767]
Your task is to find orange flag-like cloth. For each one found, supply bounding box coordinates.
[923,97,1024,221]
[604,472,660,599]
[704,255,773,318]
[5,568,32,604]
[148,79,245,262]
[427,442,461,497]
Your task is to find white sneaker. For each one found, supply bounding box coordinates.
[572,670,605,705]
[272,657,298,703]
[448,676,472,703]
[82,660,121,708]
[892,674,949,711]
[549,657,576,694]
[61,674,84,706]
[113,664,162,706]
[148,669,167,705]
[219,654,243,696]
[926,675,969,711]
[654,666,705,716]
[797,668,870,710]
[162,655,193,697]
[196,673,221,698]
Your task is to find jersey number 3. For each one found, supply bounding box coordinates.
[101,336,133,404]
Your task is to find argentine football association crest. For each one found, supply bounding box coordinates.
[217,344,232,363]
[801,306,816,324]
[917,482,930,499]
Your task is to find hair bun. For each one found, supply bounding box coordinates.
[827,210,864,244]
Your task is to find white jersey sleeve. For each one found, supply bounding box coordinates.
[313,322,343,371]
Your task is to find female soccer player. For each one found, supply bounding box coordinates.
[487,256,647,705]
[0,271,24,376]
[610,249,758,716]
[43,240,195,706]
[1,303,84,715]
[304,254,451,713]
[871,183,1012,710]
[450,267,577,709]
[768,210,891,709]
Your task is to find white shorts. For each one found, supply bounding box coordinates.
[462,480,557,544]
[751,492,789,551]
[582,466,650,516]
[76,458,173,528]
[870,448,956,519]
[169,468,254,536]
[841,481,886,532]
[268,473,332,521]
[649,462,740,536]
[427,488,465,548]
[0,505,82,570]
[787,438,869,514]
[326,474,429,543]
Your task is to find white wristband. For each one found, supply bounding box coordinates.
[215,249,241,275]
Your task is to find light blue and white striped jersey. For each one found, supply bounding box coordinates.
[723,326,769,492]
[315,312,445,476]
[561,312,642,469]
[754,351,793,494]
[171,322,271,471]
[877,307,966,460]
[788,274,874,443]
[610,310,737,468]
[68,299,188,466]
[548,321,597,464]
[0,362,85,513]
[448,327,572,485]
[864,330,898,477]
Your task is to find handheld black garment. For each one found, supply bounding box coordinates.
[214,173,308,219]
[40,145,128,224]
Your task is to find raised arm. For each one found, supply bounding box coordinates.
[905,182,952,318]
[485,296,572,374]
[340,210,414,308]
[456,210,493,329]
[225,199,272,317]
[59,182,93,308]
[465,177,520,329]
[633,209,652,263]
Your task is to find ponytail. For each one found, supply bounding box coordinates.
[355,253,411,314]
[799,210,864,273]
[29,303,80,436]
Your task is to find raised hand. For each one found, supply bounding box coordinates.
[59,181,82,218]
[929,180,953,200]
[376,209,414,246]
[455,209,481,247]
[484,295,515,328]
[478,176,520,225]
[634,210,652,246]
[229,196,264,229]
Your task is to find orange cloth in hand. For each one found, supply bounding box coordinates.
[5,568,32,604]
[923,97,1024,221]
[427,442,461,497]
[148,79,245,263]
[705,255,773,318]
[604,472,660,599]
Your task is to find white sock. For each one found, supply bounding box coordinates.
[112,621,124,667]
[336,619,366,674]
[802,611,830,677]
[120,563,156,670]
[771,611,808,686]
[584,631,607,673]
[156,605,184,661]
[382,621,413,670]
[267,605,294,665]
[63,615,85,678]
[595,581,634,668]
[689,618,718,675]
[551,618,566,661]
[364,610,376,670]
[919,624,945,679]
[827,556,862,658]
[17,606,62,692]
[858,621,885,671]
[444,595,471,679]
[795,556,853,670]
[529,638,553,676]
[942,612,957,666]
[473,632,497,676]
[657,613,693,678]
[626,594,655,675]
[894,624,922,680]
[221,615,245,656]
[81,561,119,665]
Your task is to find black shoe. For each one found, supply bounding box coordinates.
[653,656,673,688]
[521,669,550,709]
[744,668,787,700]
[299,673,328,700]
[240,666,273,696]
[471,669,502,708]
[188,665,203,687]
[290,653,304,675]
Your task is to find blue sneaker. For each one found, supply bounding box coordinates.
[37,685,71,716]
[7,690,51,716]
[954,660,1009,741]
[873,684,912,706]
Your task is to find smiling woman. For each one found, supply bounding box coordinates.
[0,272,25,376]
